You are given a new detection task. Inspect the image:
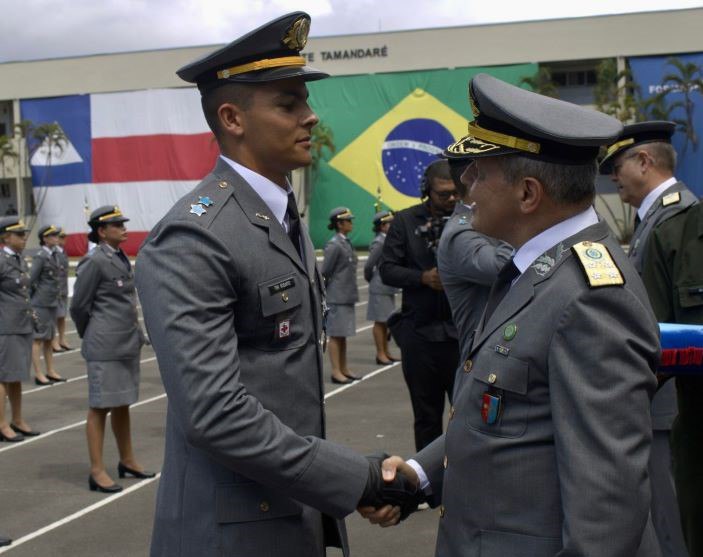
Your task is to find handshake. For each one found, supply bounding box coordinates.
[357,453,426,527]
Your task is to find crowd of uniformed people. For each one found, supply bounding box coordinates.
[1,9,703,557]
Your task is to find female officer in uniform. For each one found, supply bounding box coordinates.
[0,217,40,442]
[321,207,359,384]
[70,206,153,493]
[52,229,72,352]
[30,225,65,385]
[364,211,400,365]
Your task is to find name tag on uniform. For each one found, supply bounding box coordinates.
[269,278,295,294]
[481,392,502,425]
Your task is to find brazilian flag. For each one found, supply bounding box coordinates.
[307,63,537,247]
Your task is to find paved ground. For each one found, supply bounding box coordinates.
[0,265,445,556]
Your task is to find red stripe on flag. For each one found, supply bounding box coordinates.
[92,133,219,183]
[65,232,149,257]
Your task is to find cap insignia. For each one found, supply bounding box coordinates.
[282,16,310,50]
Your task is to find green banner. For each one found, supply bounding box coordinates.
[307,63,537,248]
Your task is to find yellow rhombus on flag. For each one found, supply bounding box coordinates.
[329,88,469,210]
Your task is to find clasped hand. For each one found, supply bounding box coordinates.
[357,454,423,527]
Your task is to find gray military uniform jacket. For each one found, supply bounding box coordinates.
[136,159,368,557]
[29,247,60,308]
[321,233,359,304]
[415,220,661,557]
[0,250,33,335]
[364,233,398,296]
[629,181,698,430]
[437,204,512,358]
[70,244,143,361]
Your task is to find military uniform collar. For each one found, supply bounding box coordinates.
[41,245,53,255]
[219,154,290,228]
[637,176,677,221]
[3,245,18,257]
[513,206,599,275]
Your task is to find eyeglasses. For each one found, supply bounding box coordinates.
[10,232,27,238]
[612,151,641,175]
[430,189,459,200]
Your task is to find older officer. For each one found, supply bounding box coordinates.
[601,121,695,557]
[322,207,360,384]
[30,224,65,385]
[643,203,703,557]
[364,74,661,557]
[437,159,512,355]
[0,217,40,442]
[52,228,72,352]
[364,210,400,365]
[71,206,153,493]
[136,12,417,557]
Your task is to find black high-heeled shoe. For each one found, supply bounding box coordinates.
[34,378,52,386]
[0,430,25,443]
[47,375,67,383]
[88,475,123,493]
[375,357,393,365]
[118,462,156,479]
[10,424,40,437]
[331,376,354,385]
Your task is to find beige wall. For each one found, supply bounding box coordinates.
[1,8,703,100]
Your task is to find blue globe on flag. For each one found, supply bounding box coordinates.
[382,118,455,197]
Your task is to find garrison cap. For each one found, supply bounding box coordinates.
[599,120,676,174]
[445,73,623,164]
[177,12,328,91]
[329,207,355,222]
[37,224,61,239]
[0,216,29,234]
[373,210,394,226]
[88,206,129,226]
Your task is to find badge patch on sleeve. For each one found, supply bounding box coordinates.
[572,241,624,288]
[276,318,291,339]
[481,392,502,425]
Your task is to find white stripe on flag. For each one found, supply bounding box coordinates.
[91,88,209,138]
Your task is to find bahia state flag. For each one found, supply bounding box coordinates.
[20,88,218,255]
[307,63,537,247]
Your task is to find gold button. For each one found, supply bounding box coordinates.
[463,359,473,373]
[259,501,270,512]
[439,505,445,518]
[488,373,497,384]
[443,455,448,469]
[218,181,228,188]
[449,406,455,420]
[282,292,289,303]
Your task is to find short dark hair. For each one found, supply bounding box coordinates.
[201,83,256,141]
[498,155,597,206]
[425,159,452,189]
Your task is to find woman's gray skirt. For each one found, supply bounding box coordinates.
[87,358,140,409]
[366,293,396,323]
[326,303,356,338]
[33,306,57,340]
[0,333,32,382]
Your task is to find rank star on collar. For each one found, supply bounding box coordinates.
[190,204,207,217]
[198,196,214,207]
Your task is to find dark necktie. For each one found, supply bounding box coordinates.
[634,214,641,229]
[286,191,302,258]
[116,249,132,271]
[483,259,520,322]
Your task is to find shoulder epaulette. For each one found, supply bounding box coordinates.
[571,241,624,288]
[662,191,681,207]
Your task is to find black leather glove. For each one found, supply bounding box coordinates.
[358,452,426,521]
